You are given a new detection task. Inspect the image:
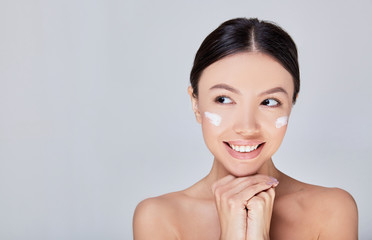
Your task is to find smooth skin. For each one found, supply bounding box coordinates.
[133,52,358,240]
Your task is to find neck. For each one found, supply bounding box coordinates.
[201,158,283,198]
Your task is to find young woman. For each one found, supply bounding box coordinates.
[133,18,358,240]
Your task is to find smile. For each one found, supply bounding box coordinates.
[230,144,259,153]
[224,141,265,160]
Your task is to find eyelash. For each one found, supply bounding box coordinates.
[214,95,234,104]
[261,98,282,107]
[214,95,282,107]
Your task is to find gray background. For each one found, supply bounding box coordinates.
[1,0,371,239]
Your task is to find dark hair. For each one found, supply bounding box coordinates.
[190,18,300,104]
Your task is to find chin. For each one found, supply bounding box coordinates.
[224,162,262,177]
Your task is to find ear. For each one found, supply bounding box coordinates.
[188,86,202,123]
[292,93,299,107]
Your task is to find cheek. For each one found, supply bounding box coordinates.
[201,112,224,138]
[259,114,289,140]
[200,112,225,153]
[202,110,233,131]
[201,110,289,140]
[204,112,222,126]
[275,116,288,128]
[267,116,289,149]
[201,111,229,146]
[256,112,289,127]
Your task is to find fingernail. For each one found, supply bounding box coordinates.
[267,177,279,186]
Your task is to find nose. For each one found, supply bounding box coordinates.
[233,104,260,136]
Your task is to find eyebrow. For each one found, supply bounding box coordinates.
[209,84,241,94]
[258,87,288,96]
[210,84,288,97]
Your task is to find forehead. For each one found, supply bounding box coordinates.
[198,52,294,94]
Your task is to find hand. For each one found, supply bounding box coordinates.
[212,175,278,240]
[245,187,276,239]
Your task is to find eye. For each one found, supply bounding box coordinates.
[261,98,280,107]
[215,96,233,104]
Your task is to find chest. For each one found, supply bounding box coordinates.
[176,198,320,240]
[176,203,220,240]
[178,216,319,240]
[269,197,320,240]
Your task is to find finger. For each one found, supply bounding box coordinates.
[216,174,278,194]
[219,181,272,206]
[213,175,269,201]
[219,182,274,209]
[247,188,276,211]
[265,187,276,205]
[256,188,275,201]
[231,176,279,195]
[227,174,276,189]
[211,175,235,194]
[212,174,278,205]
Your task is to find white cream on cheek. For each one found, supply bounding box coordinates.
[204,112,222,126]
[204,112,287,128]
[275,116,289,128]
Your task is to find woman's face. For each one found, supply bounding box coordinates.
[189,52,294,177]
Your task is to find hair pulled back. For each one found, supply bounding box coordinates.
[190,18,300,104]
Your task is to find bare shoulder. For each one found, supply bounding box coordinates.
[297,183,358,239]
[302,184,357,217]
[299,183,354,203]
[133,192,186,240]
[310,186,358,239]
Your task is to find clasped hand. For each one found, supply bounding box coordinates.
[212,175,278,240]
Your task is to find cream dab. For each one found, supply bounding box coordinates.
[204,112,221,126]
[275,116,288,128]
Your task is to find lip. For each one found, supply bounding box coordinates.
[226,140,264,146]
[223,141,265,160]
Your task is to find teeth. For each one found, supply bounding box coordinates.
[230,144,259,153]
